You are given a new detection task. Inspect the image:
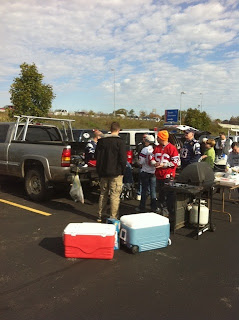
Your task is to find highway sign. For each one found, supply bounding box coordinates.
[165,109,179,123]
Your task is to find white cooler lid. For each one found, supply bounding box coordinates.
[63,223,116,237]
[120,212,169,228]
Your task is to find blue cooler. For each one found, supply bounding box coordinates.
[120,212,170,253]
[106,218,120,250]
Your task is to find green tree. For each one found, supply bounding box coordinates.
[229,116,239,125]
[9,62,55,118]
[184,108,211,131]
[139,110,146,117]
[88,110,95,116]
[128,109,135,116]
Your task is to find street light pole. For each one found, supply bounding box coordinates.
[180,91,186,125]
[111,68,116,116]
[200,93,203,112]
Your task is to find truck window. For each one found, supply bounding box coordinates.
[26,127,61,141]
[16,126,61,141]
[0,124,9,143]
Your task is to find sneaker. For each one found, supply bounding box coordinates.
[97,217,102,223]
[161,207,169,217]
[136,194,141,201]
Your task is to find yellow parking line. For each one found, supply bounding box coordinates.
[0,199,51,216]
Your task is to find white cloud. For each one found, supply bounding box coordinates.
[0,0,238,120]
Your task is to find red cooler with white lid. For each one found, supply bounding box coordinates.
[63,223,116,259]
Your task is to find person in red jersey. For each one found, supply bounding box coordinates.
[151,130,179,216]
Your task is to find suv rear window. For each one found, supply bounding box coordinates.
[118,132,130,145]
[135,132,154,145]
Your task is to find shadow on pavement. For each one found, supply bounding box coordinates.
[39,237,64,257]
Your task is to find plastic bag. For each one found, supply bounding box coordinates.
[69,174,84,203]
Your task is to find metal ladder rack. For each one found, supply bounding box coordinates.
[13,115,75,141]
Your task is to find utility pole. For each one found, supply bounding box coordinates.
[180,91,186,125]
[200,93,203,112]
[111,69,116,116]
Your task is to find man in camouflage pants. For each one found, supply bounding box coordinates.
[95,122,127,222]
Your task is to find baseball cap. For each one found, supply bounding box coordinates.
[144,134,155,143]
[185,128,195,134]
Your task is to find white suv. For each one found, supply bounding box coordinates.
[118,129,182,166]
[118,129,158,147]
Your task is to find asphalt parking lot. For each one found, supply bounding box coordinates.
[0,177,239,320]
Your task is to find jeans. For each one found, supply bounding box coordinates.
[156,179,174,214]
[139,171,157,211]
[137,169,150,196]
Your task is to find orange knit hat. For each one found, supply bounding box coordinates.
[157,130,169,141]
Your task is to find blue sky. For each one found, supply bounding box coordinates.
[0,0,239,120]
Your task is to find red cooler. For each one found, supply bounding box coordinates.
[63,223,116,259]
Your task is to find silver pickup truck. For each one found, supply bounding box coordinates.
[0,115,76,201]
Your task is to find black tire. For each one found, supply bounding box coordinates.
[25,168,48,202]
[131,245,139,254]
[210,224,216,232]
[120,239,125,247]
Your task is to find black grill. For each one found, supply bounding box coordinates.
[177,162,215,190]
[165,162,215,235]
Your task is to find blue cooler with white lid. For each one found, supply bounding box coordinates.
[120,212,171,254]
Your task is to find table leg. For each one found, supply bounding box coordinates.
[213,186,232,222]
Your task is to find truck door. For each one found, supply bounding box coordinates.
[0,124,11,174]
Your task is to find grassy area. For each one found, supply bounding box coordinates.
[0,112,222,135]
[0,112,162,131]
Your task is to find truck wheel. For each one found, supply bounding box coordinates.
[210,224,216,232]
[131,245,139,254]
[25,168,47,202]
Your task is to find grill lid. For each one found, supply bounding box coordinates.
[177,162,214,189]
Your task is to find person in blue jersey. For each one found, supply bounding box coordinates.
[180,128,201,169]
[84,129,103,165]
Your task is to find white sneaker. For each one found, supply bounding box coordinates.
[136,195,141,201]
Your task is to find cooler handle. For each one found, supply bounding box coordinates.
[120,228,127,241]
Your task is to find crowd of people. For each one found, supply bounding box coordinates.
[82,123,239,222]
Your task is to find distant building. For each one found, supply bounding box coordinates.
[116,113,126,119]
[0,105,14,112]
[53,109,68,116]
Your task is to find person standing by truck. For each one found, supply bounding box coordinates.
[95,122,127,222]
[84,129,103,166]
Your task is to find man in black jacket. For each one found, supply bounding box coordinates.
[95,122,127,222]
